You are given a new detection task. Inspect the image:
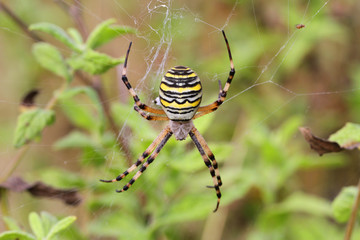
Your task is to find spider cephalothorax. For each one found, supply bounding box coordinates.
[101,30,235,212]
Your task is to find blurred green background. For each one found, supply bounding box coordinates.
[1,0,360,239]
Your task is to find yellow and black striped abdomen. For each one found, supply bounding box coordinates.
[159,66,202,121]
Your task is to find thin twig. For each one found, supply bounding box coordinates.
[344,178,360,240]
[70,0,88,38]
[0,145,29,184]
[53,0,88,38]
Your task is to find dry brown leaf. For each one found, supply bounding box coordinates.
[299,127,343,156]
[0,177,81,206]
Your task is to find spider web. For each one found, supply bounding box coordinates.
[1,0,357,237]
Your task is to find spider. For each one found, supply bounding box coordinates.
[100,30,235,212]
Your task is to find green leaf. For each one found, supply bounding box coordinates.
[29,22,80,52]
[40,212,57,237]
[257,192,332,230]
[0,231,35,240]
[29,212,44,239]
[156,194,213,227]
[54,131,95,150]
[67,48,123,75]
[60,87,103,112]
[2,216,21,231]
[59,99,97,132]
[278,192,332,216]
[39,168,86,189]
[86,19,136,49]
[277,115,304,142]
[67,28,83,46]
[32,42,71,82]
[193,112,215,133]
[88,212,148,239]
[14,109,56,148]
[81,146,107,166]
[111,102,157,140]
[332,186,358,223]
[58,87,105,133]
[46,216,76,240]
[329,122,360,149]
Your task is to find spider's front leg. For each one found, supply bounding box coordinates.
[194,30,235,119]
[121,42,166,117]
[133,105,169,121]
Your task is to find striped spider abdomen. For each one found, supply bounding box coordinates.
[159,66,202,121]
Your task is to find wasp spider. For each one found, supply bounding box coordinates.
[101,30,235,212]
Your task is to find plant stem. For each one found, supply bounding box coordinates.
[53,0,88,38]
[344,178,360,240]
[0,189,10,220]
[0,145,29,184]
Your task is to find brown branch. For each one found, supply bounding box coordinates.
[0,177,81,206]
[0,1,42,42]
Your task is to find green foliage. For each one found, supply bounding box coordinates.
[13,18,134,149]
[86,18,136,49]
[0,212,76,240]
[38,167,86,189]
[5,1,360,240]
[58,86,105,133]
[46,215,76,239]
[67,48,123,75]
[329,122,360,148]
[29,19,135,75]
[0,231,35,240]
[32,42,72,82]
[13,109,55,148]
[332,186,358,223]
[54,131,96,149]
[29,22,81,52]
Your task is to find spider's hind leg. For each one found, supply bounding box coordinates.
[116,129,172,192]
[100,126,172,191]
[189,127,222,212]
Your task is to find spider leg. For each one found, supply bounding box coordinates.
[100,125,172,183]
[190,127,222,187]
[122,42,166,116]
[189,127,221,213]
[134,105,169,121]
[116,127,173,192]
[194,30,235,119]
